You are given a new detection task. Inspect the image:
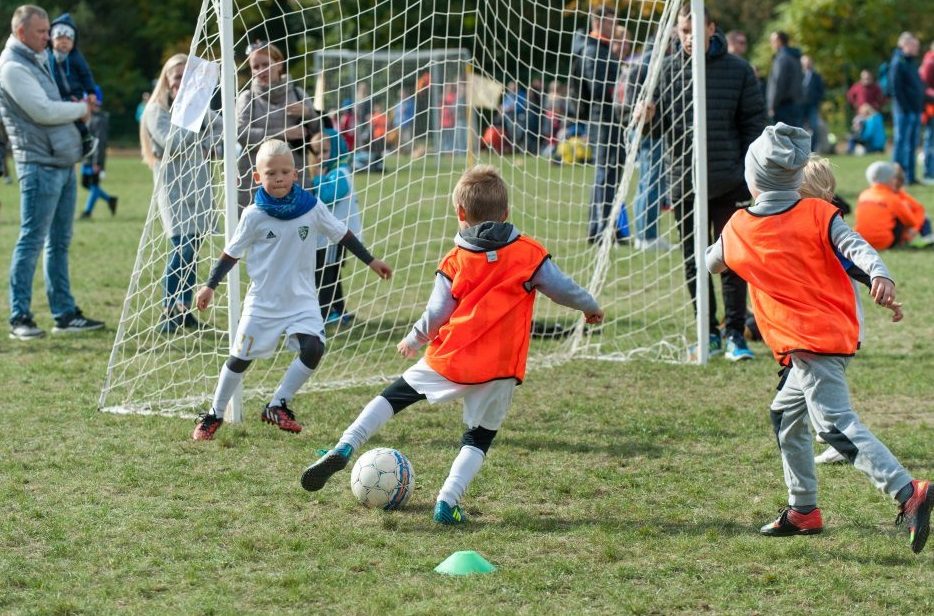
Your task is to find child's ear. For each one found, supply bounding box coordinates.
[455,203,468,222]
[252,170,261,183]
[291,167,298,181]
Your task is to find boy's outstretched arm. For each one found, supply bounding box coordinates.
[338,230,392,279]
[830,216,903,321]
[397,274,458,358]
[195,252,239,310]
[527,257,603,323]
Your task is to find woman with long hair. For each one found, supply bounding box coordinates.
[140,53,222,333]
[236,41,317,208]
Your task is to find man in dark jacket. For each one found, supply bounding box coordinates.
[571,6,629,242]
[801,55,825,152]
[766,31,803,127]
[890,32,925,184]
[642,5,766,361]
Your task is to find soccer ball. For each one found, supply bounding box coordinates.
[350,447,414,510]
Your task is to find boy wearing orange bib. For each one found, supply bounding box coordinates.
[706,124,932,553]
[301,165,604,524]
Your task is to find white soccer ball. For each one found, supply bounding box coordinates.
[350,447,414,510]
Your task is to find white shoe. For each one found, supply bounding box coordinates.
[920,177,934,186]
[815,447,847,464]
[815,433,827,444]
[634,237,672,252]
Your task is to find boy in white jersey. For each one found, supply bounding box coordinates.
[192,139,392,440]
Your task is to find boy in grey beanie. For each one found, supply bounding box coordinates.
[706,123,932,553]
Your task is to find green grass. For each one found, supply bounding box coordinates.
[0,153,932,614]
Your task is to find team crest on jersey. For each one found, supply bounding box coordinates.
[298,226,309,241]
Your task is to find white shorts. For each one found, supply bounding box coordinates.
[401,358,516,430]
[232,311,325,361]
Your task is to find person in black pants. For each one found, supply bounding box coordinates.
[641,5,766,360]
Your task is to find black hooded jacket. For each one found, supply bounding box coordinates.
[655,31,766,200]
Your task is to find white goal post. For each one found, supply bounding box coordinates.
[100,0,708,419]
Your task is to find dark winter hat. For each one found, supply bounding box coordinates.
[51,23,75,40]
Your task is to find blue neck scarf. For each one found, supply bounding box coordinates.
[254,183,317,220]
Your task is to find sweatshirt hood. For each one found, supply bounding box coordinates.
[456,222,518,250]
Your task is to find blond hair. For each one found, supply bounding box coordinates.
[453,165,508,223]
[799,155,836,201]
[256,139,293,165]
[139,53,188,168]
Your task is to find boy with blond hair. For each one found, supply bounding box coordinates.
[192,139,392,440]
[706,124,931,553]
[301,165,604,524]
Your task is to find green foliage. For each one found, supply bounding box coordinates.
[751,0,934,87]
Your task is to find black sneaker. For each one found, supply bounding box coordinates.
[107,197,118,216]
[52,309,105,334]
[300,444,353,492]
[82,136,99,159]
[180,309,200,330]
[192,412,223,441]
[10,316,45,340]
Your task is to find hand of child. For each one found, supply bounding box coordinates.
[369,259,393,280]
[584,308,604,325]
[396,339,418,359]
[195,286,214,311]
[870,277,896,308]
[887,301,904,323]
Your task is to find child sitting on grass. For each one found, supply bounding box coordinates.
[300,164,604,525]
[706,124,931,553]
[191,139,392,441]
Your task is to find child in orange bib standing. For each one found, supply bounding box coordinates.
[300,165,604,524]
[706,123,932,553]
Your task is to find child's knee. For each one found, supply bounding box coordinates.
[461,426,497,454]
[226,356,251,373]
[297,334,325,369]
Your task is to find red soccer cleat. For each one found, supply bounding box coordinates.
[897,479,933,554]
[192,412,223,441]
[760,507,823,536]
[261,401,302,433]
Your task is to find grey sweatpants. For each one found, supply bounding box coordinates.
[769,352,913,508]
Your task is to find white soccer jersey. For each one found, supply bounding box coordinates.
[225,203,348,318]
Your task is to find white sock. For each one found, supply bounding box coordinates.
[339,395,394,451]
[211,365,244,419]
[437,445,485,507]
[270,358,314,407]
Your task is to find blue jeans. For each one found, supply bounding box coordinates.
[892,107,921,184]
[923,117,934,180]
[9,162,77,322]
[803,104,820,152]
[164,234,202,309]
[589,119,628,241]
[84,183,112,214]
[633,134,667,241]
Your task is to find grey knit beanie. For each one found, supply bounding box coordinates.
[744,123,811,193]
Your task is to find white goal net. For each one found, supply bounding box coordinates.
[101,0,705,418]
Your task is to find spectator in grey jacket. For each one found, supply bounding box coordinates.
[889,32,925,184]
[236,41,316,208]
[766,31,804,127]
[141,53,222,333]
[0,5,104,340]
[800,55,825,152]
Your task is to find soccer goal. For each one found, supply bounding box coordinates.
[100,0,709,419]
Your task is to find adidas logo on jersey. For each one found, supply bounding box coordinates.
[265,230,277,239]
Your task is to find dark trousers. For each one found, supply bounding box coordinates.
[588,119,626,241]
[675,183,750,335]
[315,245,346,319]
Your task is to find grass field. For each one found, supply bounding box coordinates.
[0,152,932,614]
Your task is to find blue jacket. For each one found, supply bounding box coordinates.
[46,13,96,100]
[889,47,924,113]
[859,113,887,152]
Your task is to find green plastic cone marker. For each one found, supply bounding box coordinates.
[434,551,496,575]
